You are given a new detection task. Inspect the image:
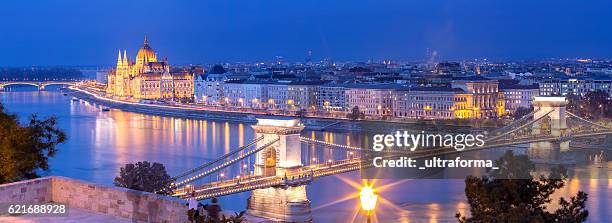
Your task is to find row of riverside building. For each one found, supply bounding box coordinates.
[193,74,540,120]
[105,37,609,120]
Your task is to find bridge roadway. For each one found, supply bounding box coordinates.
[176,158,362,200]
[176,127,612,200]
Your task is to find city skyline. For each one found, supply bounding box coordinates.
[1,0,612,66]
[1,1,611,222]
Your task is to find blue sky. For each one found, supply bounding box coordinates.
[0,0,611,66]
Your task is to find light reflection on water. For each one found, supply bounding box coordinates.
[1,88,610,222]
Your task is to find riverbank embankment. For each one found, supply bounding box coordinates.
[68,88,500,133]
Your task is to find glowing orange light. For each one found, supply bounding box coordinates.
[360,185,378,212]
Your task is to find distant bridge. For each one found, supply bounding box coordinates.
[0,81,78,90]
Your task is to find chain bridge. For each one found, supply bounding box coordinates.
[170,96,612,222]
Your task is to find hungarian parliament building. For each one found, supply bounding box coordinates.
[105,37,194,100]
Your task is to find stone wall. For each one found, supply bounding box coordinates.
[0,177,52,204]
[0,176,189,223]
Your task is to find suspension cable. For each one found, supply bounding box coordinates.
[173,136,264,180]
[174,137,279,187]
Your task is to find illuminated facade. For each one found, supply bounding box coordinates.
[266,82,317,111]
[106,37,193,100]
[451,77,505,119]
[453,93,475,119]
[539,77,612,97]
[393,87,460,119]
[346,84,398,117]
[315,84,348,112]
[501,83,539,115]
[223,81,268,108]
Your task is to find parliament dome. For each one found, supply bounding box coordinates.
[136,36,157,64]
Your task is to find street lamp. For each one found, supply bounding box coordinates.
[360,185,378,223]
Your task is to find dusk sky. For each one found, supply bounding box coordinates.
[1,0,611,66]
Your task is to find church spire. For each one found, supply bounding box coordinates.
[123,50,128,65]
[117,49,123,66]
[144,35,149,47]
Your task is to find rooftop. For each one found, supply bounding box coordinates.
[409,86,466,92]
[452,76,493,81]
[501,84,539,90]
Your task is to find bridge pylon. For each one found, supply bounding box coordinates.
[247,118,312,222]
[252,118,305,177]
[532,96,568,136]
[529,97,573,164]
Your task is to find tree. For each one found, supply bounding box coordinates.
[346,106,362,120]
[113,161,174,195]
[457,151,588,223]
[0,103,66,183]
[513,106,533,119]
[566,94,583,116]
[567,91,612,119]
[584,91,611,119]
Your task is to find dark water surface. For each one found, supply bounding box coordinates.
[1,87,610,222]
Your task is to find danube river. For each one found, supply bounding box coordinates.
[1,87,610,222]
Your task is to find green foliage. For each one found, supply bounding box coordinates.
[113,161,174,195]
[456,151,589,223]
[0,103,66,183]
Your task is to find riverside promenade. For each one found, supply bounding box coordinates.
[67,87,362,131]
[68,87,499,133]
